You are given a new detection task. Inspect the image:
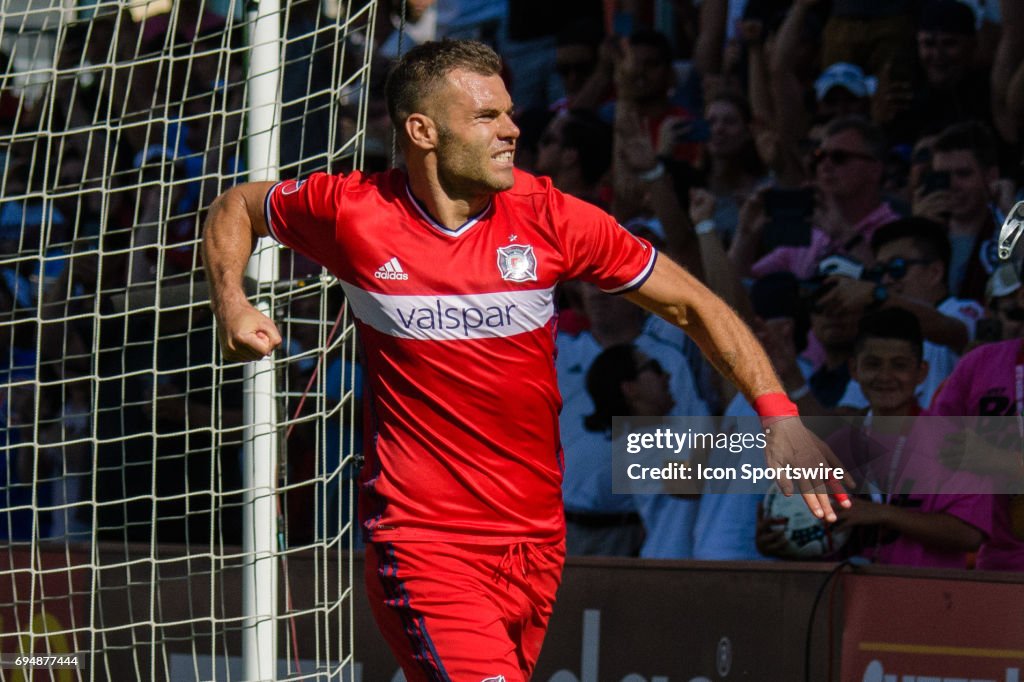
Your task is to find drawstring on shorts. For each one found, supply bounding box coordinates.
[497,542,545,581]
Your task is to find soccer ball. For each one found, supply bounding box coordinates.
[762,482,849,558]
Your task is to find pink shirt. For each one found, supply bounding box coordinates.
[928,338,1024,571]
[828,421,994,569]
[751,202,901,279]
[873,493,995,569]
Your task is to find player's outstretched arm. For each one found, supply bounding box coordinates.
[625,255,853,521]
[201,181,282,362]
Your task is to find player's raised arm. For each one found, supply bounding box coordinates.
[201,181,282,362]
[625,254,853,522]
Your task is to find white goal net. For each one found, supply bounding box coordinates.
[0,1,377,679]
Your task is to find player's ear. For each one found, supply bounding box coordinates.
[405,113,438,151]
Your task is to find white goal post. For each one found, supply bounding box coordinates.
[0,1,377,679]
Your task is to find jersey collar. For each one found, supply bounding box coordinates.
[404,183,492,238]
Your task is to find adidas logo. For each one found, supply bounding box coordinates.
[374,257,409,280]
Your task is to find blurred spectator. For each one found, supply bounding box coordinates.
[611,30,701,166]
[534,109,613,206]
[549,17,605,113]
[612,96,704,277]
[822,217,984,409]
[561,344,647,557]
[749,259,863,412]
[535,108,614,339]
[803,289,861,409]
[509,107,555,174]
[377,0,438,61]
[814,62,877,122]
[918,122,1005,300]
[761,0,829,185]
[733,117,899,279]
[128,147,199,284]
[557,284,709,430]
[587,343,707,559]
[698,92,769,243]
[877,0,992,145]
[980,263,1024,342]
[556,284,711,520]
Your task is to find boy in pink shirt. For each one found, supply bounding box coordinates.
[760,308,990,567]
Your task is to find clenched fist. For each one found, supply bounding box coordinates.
[215,302,283,362]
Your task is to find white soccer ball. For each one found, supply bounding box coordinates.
[762,482,850,558]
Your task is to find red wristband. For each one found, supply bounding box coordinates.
[752,392,800,420]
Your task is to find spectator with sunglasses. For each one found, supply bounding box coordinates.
[582,344,704,559]
[817,217,984,409]
[734,116,900,279]
[556,285,708,557]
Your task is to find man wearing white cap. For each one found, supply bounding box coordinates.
[814,62,877,121]
[984,263,1024,342]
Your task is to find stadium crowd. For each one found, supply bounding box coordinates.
[1,0,1023,571]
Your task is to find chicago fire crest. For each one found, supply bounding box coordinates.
[496,244,538,282]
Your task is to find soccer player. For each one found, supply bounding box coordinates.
[202,39,849,682]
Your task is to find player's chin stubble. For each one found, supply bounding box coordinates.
[437,125,511,194]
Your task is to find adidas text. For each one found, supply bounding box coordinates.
[374,270,408,280]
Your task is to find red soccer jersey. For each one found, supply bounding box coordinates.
[266,168,656,544]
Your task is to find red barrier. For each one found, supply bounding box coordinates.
[841,571,1024,682]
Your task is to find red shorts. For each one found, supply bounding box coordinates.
[365,539,565,682]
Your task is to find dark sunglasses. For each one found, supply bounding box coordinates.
[637,359,666,376]
[865,257,933,281]
[813,148,878,166]
[993,306,1024,322]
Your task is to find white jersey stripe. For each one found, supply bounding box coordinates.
[338,280,555,341]
[263,182,285,242]
[602,248,658,294]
